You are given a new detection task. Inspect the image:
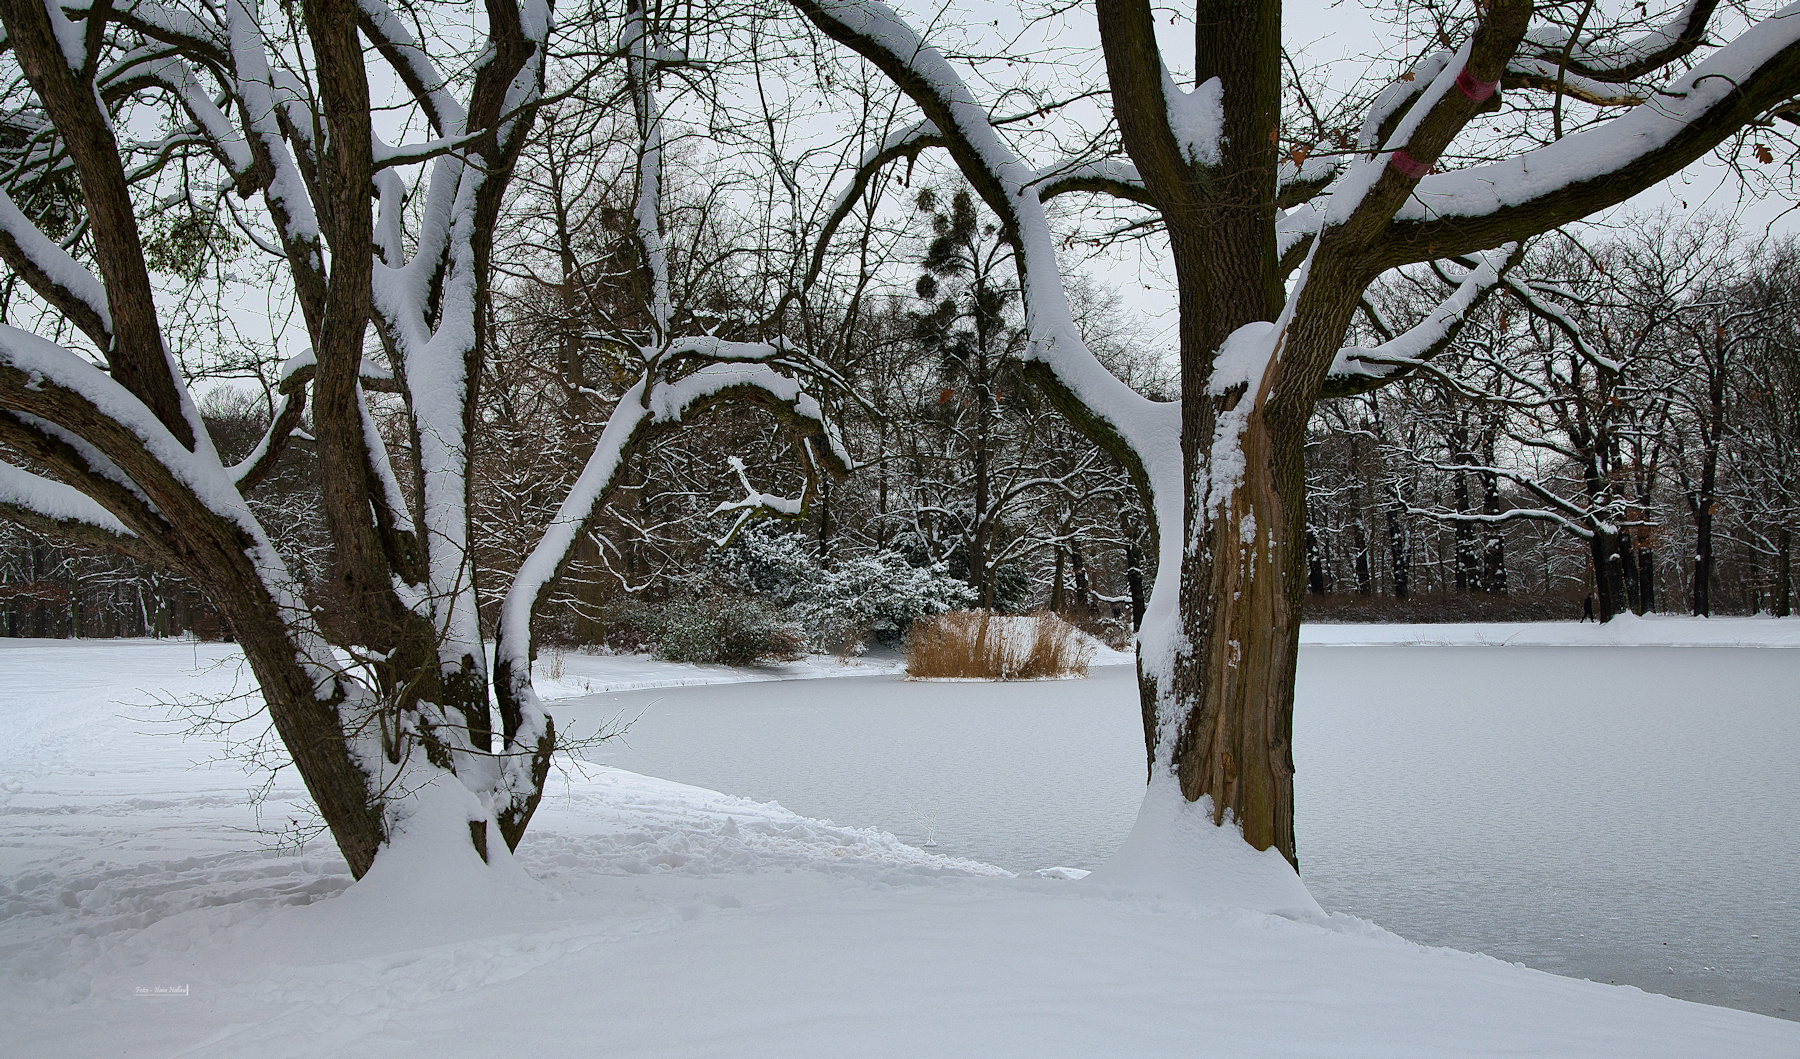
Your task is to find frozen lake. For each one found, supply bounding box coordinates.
[560,646,1799,1020]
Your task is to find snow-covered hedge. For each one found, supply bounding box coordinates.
[715,526,975,649]
[652,596,806,667]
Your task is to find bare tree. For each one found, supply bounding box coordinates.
[1722,242,1800,615]
[787,0,1800,867]
[0,0,842,877]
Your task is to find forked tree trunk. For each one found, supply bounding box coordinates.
[791,0,1770,881]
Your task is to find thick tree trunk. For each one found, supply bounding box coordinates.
[1070,541,1094,619]
[1386,499,1410,600]
[1479,447,1507,593]
[969,415,989,599]
[1167,403,1303,866]
[1693,504,1713,616]
[572,532,606,647]
[1620,532,1641,614]
[1590,529,1628,622]
[1124,542,1146,628]
[1453,466,1478,591]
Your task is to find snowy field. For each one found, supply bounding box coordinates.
[1299,613,1800,648]
[2,628,1798,1057]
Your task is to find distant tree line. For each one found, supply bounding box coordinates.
[1306,217,1800,621]
[8,212,1797,638]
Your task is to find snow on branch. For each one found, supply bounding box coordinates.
[775,118,951,320]
[1357,51,1455,152]
[277,349,400,394]
[625,2,670,346]
[1162,69,1222,168]
[1388,3,1800,252]
[1497,271,1623,374]
[492,361,841,813]
[0,459,137,542]
[371,129,485,170]
[0,186,112,348]
[1515,0,1719,84]
[1502,60,1647,107]
[226,0,323,252]
[713,454,809,545]
[355,0,469,137]
[1402,455,1619,540]
[1035,156,1152,205]
[1324,245,1521,395]
[1276,154,1341,209]
[789,0,1178,485]
[111,55,256,183]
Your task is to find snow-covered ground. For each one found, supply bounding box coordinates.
[525,645,906,699]
[527,613,1796,702]
[526,629,1134,701]
[1299,613,1800,647]
[3,633,1797,1057]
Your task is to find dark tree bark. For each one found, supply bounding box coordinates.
[1777,527,1793,617]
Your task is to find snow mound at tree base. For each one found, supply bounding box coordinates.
[1085,780,1325,918]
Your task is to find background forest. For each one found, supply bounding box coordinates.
[6,201,1797,644]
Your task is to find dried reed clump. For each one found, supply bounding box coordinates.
[904,610,1095,680]
[1014,612,1095,679]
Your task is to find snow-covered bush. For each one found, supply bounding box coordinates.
[653,596,806,667]
[716,527,975,648]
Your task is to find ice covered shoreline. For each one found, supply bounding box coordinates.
[2,635,1796,1057]
[1299,614,1800,648]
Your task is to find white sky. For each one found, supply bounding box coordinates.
[177,0,1797,395]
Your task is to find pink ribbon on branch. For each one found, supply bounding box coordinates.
[1456,68,1500,102]
[1388,149,1431,179]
